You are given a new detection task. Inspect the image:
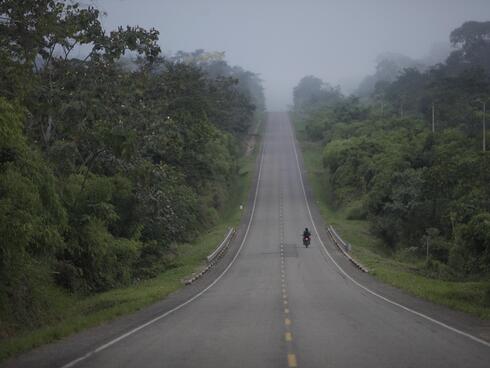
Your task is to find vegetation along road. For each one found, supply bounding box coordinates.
[5,113,489,368]
[2,1,490,367]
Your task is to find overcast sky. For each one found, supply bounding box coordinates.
[94,0,490,110]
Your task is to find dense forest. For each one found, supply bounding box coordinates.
[293,21,490,279]
[0,0,264,336]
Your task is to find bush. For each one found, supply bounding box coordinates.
[483,286,490,307]
[0,98,66,331]
[134,241,174,279]
[305,119,325,141]
[450,213,490,275]
[346,201,368,220]
[57,219,136,292]
[422,259,456,280]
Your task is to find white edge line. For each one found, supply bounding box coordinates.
[60,149,266,368]
[289,120,490,349]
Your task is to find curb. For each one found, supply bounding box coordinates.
[326,225,369,273]
[183,228,237,285]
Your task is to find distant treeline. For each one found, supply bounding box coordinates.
[0,1,264,335]
[293,21,490,279]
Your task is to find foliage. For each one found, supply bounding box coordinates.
[355,52,424,98]
[170,49,265,116]
[0,0,264,338]
[293,76,342,113]
[0,98,67,332]
[292,20,490,279]
[448,21,490,74]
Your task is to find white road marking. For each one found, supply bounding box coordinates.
[289,120,490,348]
[60,149,266,368]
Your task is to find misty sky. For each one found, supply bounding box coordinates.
[94,0,490,110]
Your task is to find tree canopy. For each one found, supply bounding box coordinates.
[293,20,490,279]
[0,0,264,337]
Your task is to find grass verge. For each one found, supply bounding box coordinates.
[0,136,260,362]
[293,117,490,320]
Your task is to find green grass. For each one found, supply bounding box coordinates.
[0,139,260,362]
[293,117,490,320]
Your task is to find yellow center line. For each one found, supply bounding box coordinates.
[279,235,296,368]
[288,354,298,367]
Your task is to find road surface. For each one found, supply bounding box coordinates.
[6,113,490,367]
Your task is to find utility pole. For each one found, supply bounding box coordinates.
[483,101,486,152]
[432,102,435,133]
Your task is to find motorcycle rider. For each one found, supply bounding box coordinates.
[303,227,311,243]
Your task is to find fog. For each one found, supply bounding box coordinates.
[95,0,490,110]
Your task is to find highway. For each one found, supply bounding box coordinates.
[7,112,490,368]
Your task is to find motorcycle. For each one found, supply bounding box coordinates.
[303,235,310,248]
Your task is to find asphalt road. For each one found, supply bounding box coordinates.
[6,113,490,368]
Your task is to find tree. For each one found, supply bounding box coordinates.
[293,75,323,109]
[0,0,264,335]
[448,21,490,74]
[355,53,423,97]
[0,97,67,324]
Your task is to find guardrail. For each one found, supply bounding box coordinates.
[184,227,236,285]
[326,225,369,273]
[207,228,235,264]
